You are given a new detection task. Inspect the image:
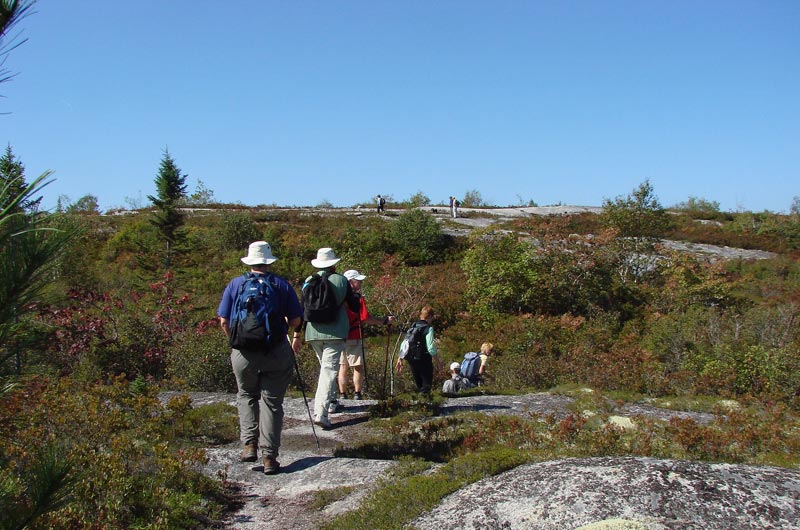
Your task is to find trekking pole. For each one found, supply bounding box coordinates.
[389,329,404,397]
[292,353,320,451]
[359,321,368,394]
[382,324,391,399]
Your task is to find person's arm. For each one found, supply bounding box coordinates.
[427,327,443,371]
[217,280,235,338]
[360,298,394,327]
[479,354,488,375]
[289,316,303,353]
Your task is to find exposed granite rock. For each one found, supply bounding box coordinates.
[166,392,795,529]
[412,457,800,530]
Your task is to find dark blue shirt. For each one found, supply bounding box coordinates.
[217,272,303,337]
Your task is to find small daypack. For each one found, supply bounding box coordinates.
[229,273,279,352]
[402,321,430,360]
[460,351,481,383]
[302,271,341,323]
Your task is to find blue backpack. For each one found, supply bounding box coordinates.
[460,351,481,383]
[229,272,279,352]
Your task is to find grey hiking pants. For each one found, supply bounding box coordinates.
[231,339,294,458]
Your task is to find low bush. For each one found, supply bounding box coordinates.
[165,323,236,392]
[0,376,236,529]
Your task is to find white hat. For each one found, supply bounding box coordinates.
[311,247,341,268]
[241,241,278,265]
[344,270,366,281]
[450,362,461,371]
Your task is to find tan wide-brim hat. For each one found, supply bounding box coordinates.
[311,247,341,268]
[241,241,278,265]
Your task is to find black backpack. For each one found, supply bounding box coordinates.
[229,273,279,352]
[302,271,341,323]
[403,320,430,360]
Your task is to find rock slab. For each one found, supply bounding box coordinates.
[412,456,800,530]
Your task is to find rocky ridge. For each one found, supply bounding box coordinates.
[169,392,799,529]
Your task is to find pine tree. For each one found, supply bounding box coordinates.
[0,144,40,212]
[147,149,187,269]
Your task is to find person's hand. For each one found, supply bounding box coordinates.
[291,336,302,354]
[386,315,395,326]
[395,359,403,373]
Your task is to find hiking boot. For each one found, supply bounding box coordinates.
[262,455,280,475]
[240,442,257,463]
[353,391,363,400]
[328,400,343,414]
[338,392,348,400]
[314,415,332,430]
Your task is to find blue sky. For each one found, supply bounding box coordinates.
[2,1,798,213]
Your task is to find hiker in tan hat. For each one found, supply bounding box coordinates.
[298,247,355,429]
[217,241,303,474]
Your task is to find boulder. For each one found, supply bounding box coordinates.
[412,456,800,530]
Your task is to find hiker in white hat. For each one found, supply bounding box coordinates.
[216,241,304,474]
[299,247,356,429]
[337,270,394,401]
[441,360,474,395]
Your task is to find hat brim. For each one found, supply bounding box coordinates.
[351,274,366,280]
[311,257,341,268]
[241,257,278,265]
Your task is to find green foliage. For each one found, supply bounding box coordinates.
[0,145,39,212]
[461,233,534,319]
[0,376,233,529]
[461,189,487,208]
[1,172,75,370]
[462,232,627,320]
[61,194,100,215]
[671,196,722,220]
[0,443,77,530]
[602,179,672,238]
[147,150,188,269]
[217,212,260,252]
[389,209,445,265]
[323,446,527,530]
[406,190,430,207]
[165,327,236,392]
[183,179,216,206]
[0,0,37,97]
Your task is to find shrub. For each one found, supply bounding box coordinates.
[218,212,260,251]
[671,196,723,220]
[602,179,672,238]
[406,191,431,207]
[462,232,628,319]
[0,376,232,529]
[165,322,236,392]
[461,189,487,208]
[388,209,445,266]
